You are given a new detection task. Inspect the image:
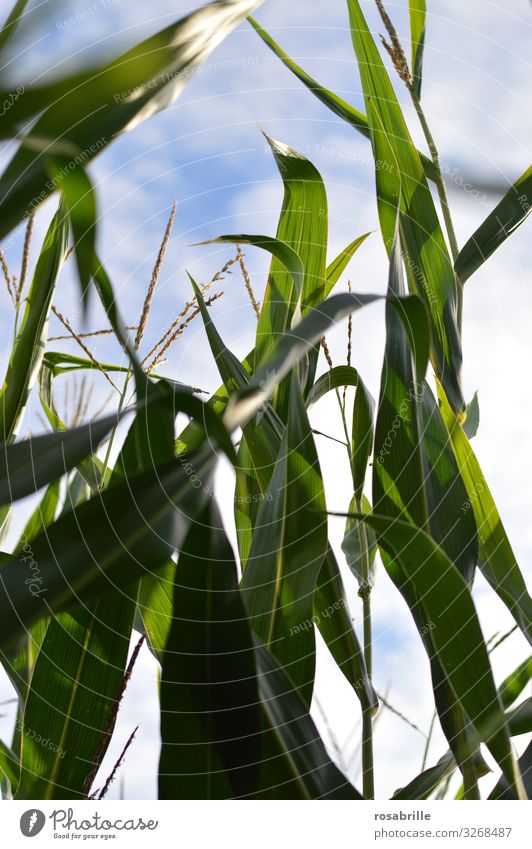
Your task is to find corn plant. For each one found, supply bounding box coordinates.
[0,0,530,801]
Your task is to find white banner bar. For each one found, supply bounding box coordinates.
[0,800,529,848]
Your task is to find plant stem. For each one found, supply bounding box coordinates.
[356,494,374,799]
[409,88,459,265]
[461,758,481,800]
[421,710,437,770]
[362,705,375,799]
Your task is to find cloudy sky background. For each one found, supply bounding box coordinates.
[0,0,530,799]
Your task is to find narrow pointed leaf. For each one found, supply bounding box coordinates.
[0,740,18,792]
[362,512,519,792]
[498,658,532,710]
[0,0,29,51]
[0,203,68,442]
[254,640,363,799]
[437,380,532,644]
[0,411,120,506]
[159,500,261,799]
[248,16,437,182]
[463,391,480,439]
[346,0,464,413]
[325,233,372,295]
[392,752,455,800]
[342,495,377,590]
[0,0,264,238]
[0,444,216,653]
[409,0,426,99]
[455,165,532,283]
[241,374,327,705]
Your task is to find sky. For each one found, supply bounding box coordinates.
[0,0,531,800]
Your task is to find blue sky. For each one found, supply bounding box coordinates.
[0,0,531,799]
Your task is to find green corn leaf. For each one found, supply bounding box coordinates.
[260,134,328,397]
[306,364,375,498]
[0,0,29,51]
[142,350,255,661]
[325,233,372,296]
[227,290,425,433]
[455,165,532,283]
[489,742,531,800]
[342,494,377,590]
[248,15,370,136]
[159,500,262,799]
[48,155,96,305]
[372,225,483,780]
[190,278,282,489]
[248,16,437,182]
[506,698,532,738]
[185,323,373,711]
[0,444,216,654]
[42,353,130,377]
[1,482,60,708]
[0,0,265,239]
[0,203,69,442]
[0,740,19,793]
[463,391,480,439]
[241,373,328,705]
[234,437,264,567]
[409,0,426,99]
[16,379,179,799]
[113,383,190,662]
[392,752,455,800]
[176,350,254,456]
[199,233,303,302]
[315,547,378,713]
[191,295,394,712]
[136,562,175,661]
[373,224,477,582]
[437,380,532,645]
[361,512,522,796]
[498,657,532,710]
[0,411,121,506]
[204,135,329,400]
[254,640,363,799]
[346,0,464,414]
[16,595,136,800]
[18,383,183,799]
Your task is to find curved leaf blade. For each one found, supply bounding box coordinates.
[455,165,532,283]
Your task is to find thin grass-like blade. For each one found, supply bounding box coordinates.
[248,16,437,182]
